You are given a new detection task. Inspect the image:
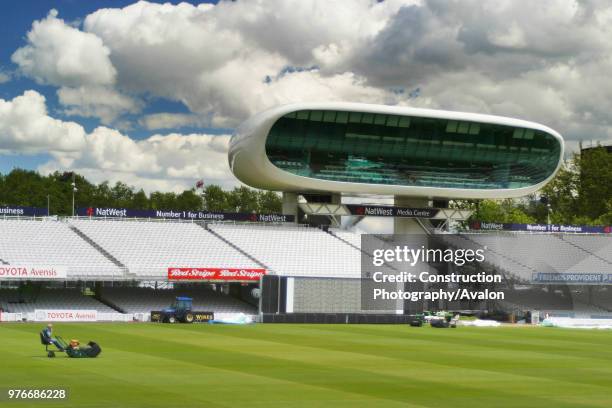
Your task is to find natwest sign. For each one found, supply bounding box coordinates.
[0,265,67,280]
[78,207,295,223]
[471,221,612,234]
[168,267,267,282]
[345,204,439,218]
[34,309,98,322]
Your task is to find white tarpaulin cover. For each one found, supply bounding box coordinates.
[541,317,612,329]
[460,319,501,327]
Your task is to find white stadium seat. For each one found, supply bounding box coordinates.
[0,219,123,279]
[209,224,362,278]
[68,219,261,279]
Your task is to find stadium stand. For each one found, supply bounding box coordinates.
[1,216,611,320]
[0,219,123,279]
[99,287,256,315]
[329,229,362,249]
[438,233,536,281]
[453,233,612,281]
[0,288,115,314]
[209,224,361,277]
[68,219,262,279]
[559,235,612,265]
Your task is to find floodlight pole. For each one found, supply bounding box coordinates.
[71,174,77,217]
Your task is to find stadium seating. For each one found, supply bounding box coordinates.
[209,224,362,277]
[99,287,256,314]
[0,219,123,279]
[329,229,362,249]
[559,235,612,265]
[0,288,116,314]
[68,219,261,279]
[1,216,611,318]
[454,233,612,281]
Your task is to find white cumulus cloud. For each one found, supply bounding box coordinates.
[139,113,206,131]
[12,9,116,87]
[41,130,235,192]
[0,71,10,84]
[0,90,86,154]
[0,89,235,192]
[8,0,612,163]
[57,85,142,124]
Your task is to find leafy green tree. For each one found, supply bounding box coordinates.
[469,199,535,224]
[203,185,229,211]
[258,191,282,213]
[0,168,283,216]
[228,186,259,213]
[132,189,149,210]
[175,190,203,211]
[577,148,612,219]
[149,192,177,210]
[110,182,135,208]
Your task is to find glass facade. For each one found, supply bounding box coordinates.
[265,110,561,190]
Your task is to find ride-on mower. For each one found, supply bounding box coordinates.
[39,333,102,358]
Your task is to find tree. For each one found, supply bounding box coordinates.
[258,191,282,213]
[175,190,203,211]
[149,192,177,210]
[577,148,612,219]
[469,199,535,224]
[132,189,149,210]
[540,164,579,223]
[110,182,135,208]
[0,168,285,216]
[203,185,229,211]
[228,186,259,213]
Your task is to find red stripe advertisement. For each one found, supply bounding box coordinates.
[168,267,266,281]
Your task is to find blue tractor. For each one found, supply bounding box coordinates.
[160,296,196,323]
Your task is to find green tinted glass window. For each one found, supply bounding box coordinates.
[309,111,322,121]
[457,122,470,134]
[336,112,348,123]
[387,116,399,127]
[398,117,411,128]
[323,111,336,122]
[374,114,387,125]
[265,110,560,190]
[361,113,374,124]
[349,112,361,123]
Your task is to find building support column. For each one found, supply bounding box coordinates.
[329,193,342,227]
[282,192,299,224]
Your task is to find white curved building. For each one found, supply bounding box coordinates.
[229,102,564,200]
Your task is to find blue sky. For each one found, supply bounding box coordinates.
[0,0,226,177]
[0,0,218,134]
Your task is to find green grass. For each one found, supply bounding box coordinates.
[1,323,612,407]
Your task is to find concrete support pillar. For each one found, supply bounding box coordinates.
[282,192,299,224]
[393,196,431,234]
[330,193,342,227]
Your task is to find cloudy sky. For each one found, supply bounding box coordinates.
[1,0,612,195]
